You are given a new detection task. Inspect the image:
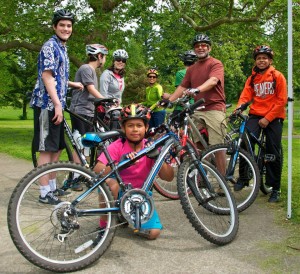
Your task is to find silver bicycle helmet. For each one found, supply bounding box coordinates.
[86,44,108,55]
[113,49,129,60]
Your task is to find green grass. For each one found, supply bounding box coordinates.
[0,104,299,222]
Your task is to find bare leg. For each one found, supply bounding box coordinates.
[38,150,62,185]
[214,150,226,176]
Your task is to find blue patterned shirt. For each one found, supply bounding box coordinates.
[30,35,70,110]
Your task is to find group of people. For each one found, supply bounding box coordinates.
[30,9,287,240]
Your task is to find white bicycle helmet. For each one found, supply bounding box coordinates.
[113,49,129,60]
[86,44,108,55]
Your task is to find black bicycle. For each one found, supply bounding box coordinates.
[8,99,239,272]
[201,101,283,212]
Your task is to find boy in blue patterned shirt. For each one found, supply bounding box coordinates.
[31,9,83,204]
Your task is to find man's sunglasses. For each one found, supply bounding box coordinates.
[148,75,157,79]
[114,58,127,63]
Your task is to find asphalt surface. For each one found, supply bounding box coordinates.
[1,153,299,274]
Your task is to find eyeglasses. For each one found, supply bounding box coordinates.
[194,43,209,49]
[148,75,157,79]
[114,58,127,63]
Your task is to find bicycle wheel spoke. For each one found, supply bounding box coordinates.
[8,162,117,272]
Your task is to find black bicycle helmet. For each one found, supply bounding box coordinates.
[52,9,75,25]
[120,104,150,124]
[253,45,274,60]
[180,50,198,63]
[193,34,211,46]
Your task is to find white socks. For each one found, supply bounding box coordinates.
[40,185,51,198]
[49,179,57,191]
[40,179,57,197]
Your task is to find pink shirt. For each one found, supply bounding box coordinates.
[97,138,155,188]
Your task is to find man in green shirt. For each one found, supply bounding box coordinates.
[163,50,198,118]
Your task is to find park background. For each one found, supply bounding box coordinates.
[0,1,299,222]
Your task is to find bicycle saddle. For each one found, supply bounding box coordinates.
[81,131,121,147]
[92,98,118,107]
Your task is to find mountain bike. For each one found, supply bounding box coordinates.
[8,99,239,272]
[153,96,231,200]
[201,101,280,212]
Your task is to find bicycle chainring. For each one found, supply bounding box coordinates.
[119,189,154,226]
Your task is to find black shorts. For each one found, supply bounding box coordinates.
[70,113,94,135]
[32,106,66,152]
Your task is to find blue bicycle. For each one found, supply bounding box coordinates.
[7,99,239,272]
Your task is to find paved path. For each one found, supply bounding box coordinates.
[0,153,299,273]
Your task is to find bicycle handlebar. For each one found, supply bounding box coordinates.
[236,101,252,112]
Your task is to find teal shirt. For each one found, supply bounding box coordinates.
[142,83,163,112]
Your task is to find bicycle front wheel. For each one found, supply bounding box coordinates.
[7,162,117,273]
[177,158,239,246]
[201,143,260,213]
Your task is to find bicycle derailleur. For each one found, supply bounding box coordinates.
[51,202,79,243]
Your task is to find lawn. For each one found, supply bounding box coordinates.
[0,104,299,222]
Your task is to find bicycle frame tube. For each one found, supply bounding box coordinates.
[73,131,179,216]
[142,136,177,191]
[63,119,89,166]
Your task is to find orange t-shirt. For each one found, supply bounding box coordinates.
[237,66,287,122]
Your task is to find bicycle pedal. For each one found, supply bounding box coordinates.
[264,154,276,162]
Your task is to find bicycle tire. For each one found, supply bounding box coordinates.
[154,164,179,200]
[153,138,199,200]
[177,158,239,245]
[7,162,117,272]
[31,137,74,167]
[201,143,260,213]
[260,143,283,195]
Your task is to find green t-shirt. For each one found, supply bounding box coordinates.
[174,68,194,111]
[141,83,163,112]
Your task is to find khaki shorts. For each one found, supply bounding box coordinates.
[191,110,227,145]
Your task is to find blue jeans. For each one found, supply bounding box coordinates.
[149,110,166,128]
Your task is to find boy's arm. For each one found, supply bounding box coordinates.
[93,161,111,175]
[158,162,174,181]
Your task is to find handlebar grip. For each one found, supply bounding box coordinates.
[190,98,205,112]
[239,101,252,112]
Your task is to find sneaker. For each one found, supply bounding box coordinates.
[92,228,105,247]
[268,190,280,203]
[39,191,62,205]
[53,188,71,197]
[234,179,249,191]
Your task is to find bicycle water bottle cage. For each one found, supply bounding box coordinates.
[264,154,276,162]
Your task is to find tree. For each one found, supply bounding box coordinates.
[0,0,298,113]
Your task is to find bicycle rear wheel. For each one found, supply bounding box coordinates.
[201,143,260,213]
[7,162,117,272]
[31,137,73,167]
[154,158,179,200]
[260,143,283,195]
[177,158,239,246]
